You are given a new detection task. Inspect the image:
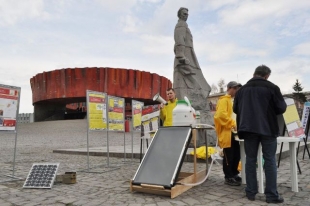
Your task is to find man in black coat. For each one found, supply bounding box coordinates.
[233,65,287,204]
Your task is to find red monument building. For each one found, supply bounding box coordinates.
[30,67,172,122]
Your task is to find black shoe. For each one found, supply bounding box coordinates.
[246,195,255,201]
[234,175,242,183]
[225,178,241,186]
[266,196,284,203]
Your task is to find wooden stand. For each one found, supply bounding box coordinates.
[130,128,208,198]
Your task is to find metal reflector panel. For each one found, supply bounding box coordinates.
[23,163,59,189]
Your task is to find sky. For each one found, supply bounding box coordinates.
[1,0,310,113]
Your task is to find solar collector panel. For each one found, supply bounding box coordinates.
[132,127,192,188]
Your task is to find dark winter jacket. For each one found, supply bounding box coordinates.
[233,77,287,137]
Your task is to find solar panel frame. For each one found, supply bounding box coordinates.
[23,163,59,189]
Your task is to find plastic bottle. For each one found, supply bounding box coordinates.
[172,97,196,126]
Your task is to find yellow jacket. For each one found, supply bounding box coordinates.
[160,99,177,126]
[214,94,236,148]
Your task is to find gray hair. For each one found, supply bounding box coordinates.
[254,65,271,77]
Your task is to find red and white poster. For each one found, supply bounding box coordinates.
[141,105,160,138]
[0,85,20,131]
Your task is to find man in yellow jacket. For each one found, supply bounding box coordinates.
[214,81,242,186]
[160,88,177,126]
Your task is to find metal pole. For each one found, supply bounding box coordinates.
[86,90,90,172]
[86,129,90,172]
[124,131,126,162]
[12,131,18,177]
[12,86,21,177]
[131,131,133,161]
[107,130,110,167]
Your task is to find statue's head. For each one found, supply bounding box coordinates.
[177,7,188,21]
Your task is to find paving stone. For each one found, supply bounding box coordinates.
[156,201,173,206]
[0,120,309,206]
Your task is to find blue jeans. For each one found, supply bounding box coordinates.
[240,132,279,199]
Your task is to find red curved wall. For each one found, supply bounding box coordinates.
[30,67,172,104]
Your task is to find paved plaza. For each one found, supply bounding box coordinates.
[0,120,310,206]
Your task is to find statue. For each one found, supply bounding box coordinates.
[173,7,215,145]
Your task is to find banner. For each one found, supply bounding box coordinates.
[87,91,107,130]
[0,84,20,131]
[301,102,310,130]
[108,96,125,131]
[141,105,160,138]
[283,98,305,138]
[132,100,144,131]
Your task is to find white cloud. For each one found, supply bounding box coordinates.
[293,42,310,56]
[195,41,267,63]
[95,0,137,12]
[140,34,173,55]
[120,14,142,33]
[0,0,48,26]
[218,0,310,26]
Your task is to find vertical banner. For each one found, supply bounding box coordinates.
[132,100,144,131]
[283,98,305,138]
[108,96,125,131]
[301,102,310,130]
[141,105,160,138]
[86,90,107,130]
[0,84,20,131]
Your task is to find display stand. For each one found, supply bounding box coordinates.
[277,115,301,174]
[302,114,310,160]
[130,127,210,198]
[80,90,119,173]
[131,100,144,162]
[0,84,23,182]
[301,102,310,160]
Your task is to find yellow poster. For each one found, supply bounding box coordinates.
[88,92,107,130]
[132,100,144,131]
[283,98,305,138]
[108,96,124,131]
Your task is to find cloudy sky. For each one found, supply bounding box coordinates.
[1,0,310,113]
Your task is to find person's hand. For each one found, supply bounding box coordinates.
[178,57,190,64]
[232,126,237,132]
[160,103,165,109]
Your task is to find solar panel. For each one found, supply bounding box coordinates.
[23,163,59,189]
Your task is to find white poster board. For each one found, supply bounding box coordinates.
[283,98,305,139]
[141,105,160,139]
[0,84,20,132]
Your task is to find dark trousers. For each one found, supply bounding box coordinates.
[223,133,240,178]
[240,132,279,199]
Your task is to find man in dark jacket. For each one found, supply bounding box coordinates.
[233,65,287,203]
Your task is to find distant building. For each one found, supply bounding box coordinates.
[18,113,34,123]
[30,67,172,122]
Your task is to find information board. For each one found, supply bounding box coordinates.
[283,98,305,138]
[301,102,310,130]
[0,84,20,131]
[141,105,160,138]
[108,96,125,131]
[86,90,107,130]
[132,100,144,131]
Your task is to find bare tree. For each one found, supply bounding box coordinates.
[210,84,218,94]
[218,78,226,93]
